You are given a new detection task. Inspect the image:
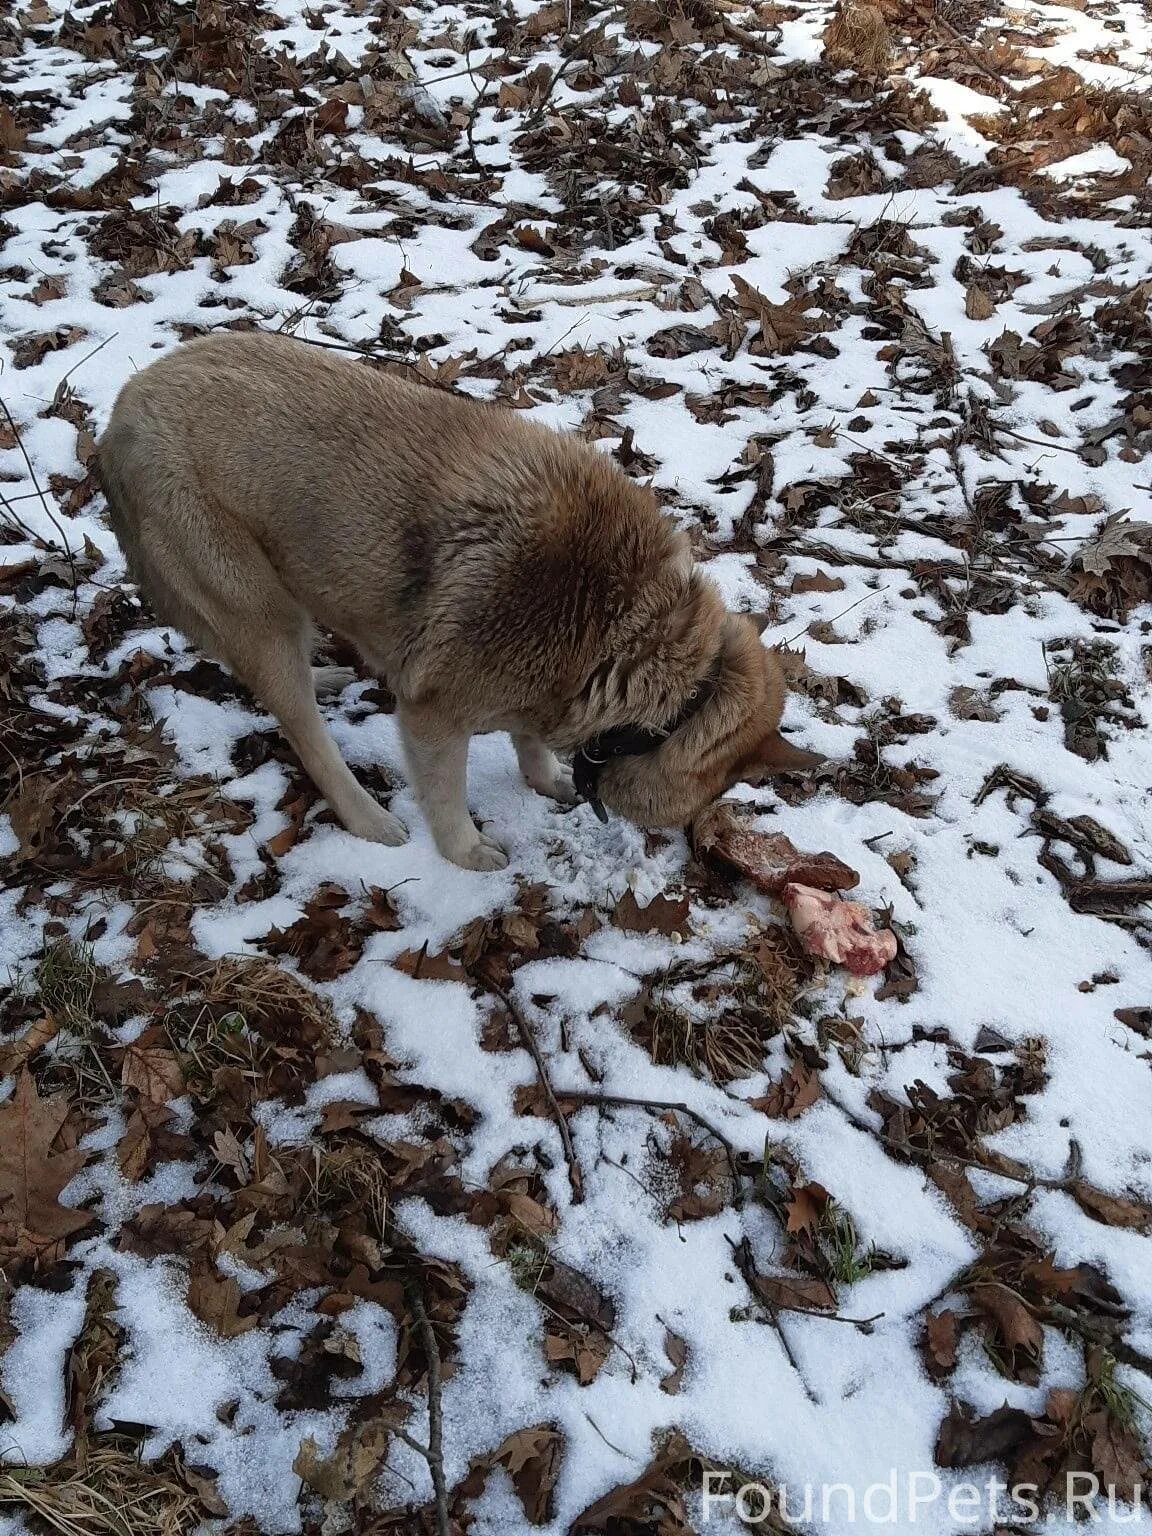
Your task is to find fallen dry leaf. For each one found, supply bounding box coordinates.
[790,569,846,595]
[492,1424,563,1524]
[935,1401,1034,1468]
[923,1309,958,1380]
[661,1329,688,1395]
[186,1266,258,1339]
[730,274,824,356]
[1071,1182,1152,1233]
[121,1038,184,1104]
[0,1070,93,1270]
[785,1180,830,1234]
[570,1431,696,1532]
[612,888,691,938]
[1068,515,1152,618]
[0,1015,60,1077]
[750,1066,822,1120]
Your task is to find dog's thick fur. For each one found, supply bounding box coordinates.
[99,332,818,869]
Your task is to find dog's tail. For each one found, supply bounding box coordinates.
[96,418,149,588]
[96,415,205,641]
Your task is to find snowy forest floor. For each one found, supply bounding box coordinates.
[2,0,1152,1530]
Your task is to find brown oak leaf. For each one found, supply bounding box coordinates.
[186,1266,258,1338]
[0,1070,93,1269]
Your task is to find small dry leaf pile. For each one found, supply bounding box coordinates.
[2,0,1152,1527]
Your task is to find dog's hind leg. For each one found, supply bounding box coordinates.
[244,634,407,845]
[398,714,508,871]
[101,429,403,845]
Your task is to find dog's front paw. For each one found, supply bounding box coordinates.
[453,833,509,872]
[521,755,578,804]
[348,805,408,846]
[537,764,578,804]
[312,664,357,698]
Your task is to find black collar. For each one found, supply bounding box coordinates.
[572,664,719,823]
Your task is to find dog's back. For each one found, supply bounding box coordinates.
[99,331,689,720]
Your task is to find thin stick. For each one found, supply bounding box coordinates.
[782,585,887,646]
[521,5,628,127]
[461,46,495,172]
[259,324,401,362]
[487,983,585,1203]
[998,425,1085,458]
[720,15,778,54]
[0,397,77,583]
[407,1282,450,1536]
[583,1411,635,1460]
[0,483,40,544]
[557,1088,745,1200]
[726,1235,816,1400]
[818,1081,1072,1193]
[510,283,661,309]
[52,332,116,397]
[935,16,1021,98]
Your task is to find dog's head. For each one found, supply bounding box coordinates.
[595,613,822,828]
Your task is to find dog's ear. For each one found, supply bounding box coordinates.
[759,732,824,774]
[744,611,772,635]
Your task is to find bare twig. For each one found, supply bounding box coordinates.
[782,585,888,646]
[557,1088,745,1202]
[52,332,116,398]
[818,1080,1078,1194]
[0,483,40,544]
[0,397,77,584]
[583,1411,636,1460]
[726,1235,816,1400]
[406,1281,450,1536]
[521,6,628,127]
[486,983,585,1203]
[934,16,1021,98]
[720,14,779,54]
[510,283,661,310]
[461,46,496,171]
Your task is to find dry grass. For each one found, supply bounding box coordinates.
[163,957,336,1095]
[67,760,245,894]
[823,0,892,74]
[32,939,104,1032]
[309,1142,390,1242]
[20,939,121,1107]
[0,1445,200,1536]
[648,1003,768,1083]
[199,956,336,1046]
[645,933,803,1084]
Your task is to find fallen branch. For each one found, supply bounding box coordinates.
[557,1088,746,1203]
[0,396,77,587]
[818,1081,1092,1199]
[934,16,1020,98]
[726,1235,816,1401]
[487,983,585,1203]
[398,1280,450,1536]
[720,15,779,54]
[520,5,628,127]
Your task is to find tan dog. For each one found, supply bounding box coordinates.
[99,332,819,870]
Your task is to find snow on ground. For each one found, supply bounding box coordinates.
[2,0,1152,1529]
